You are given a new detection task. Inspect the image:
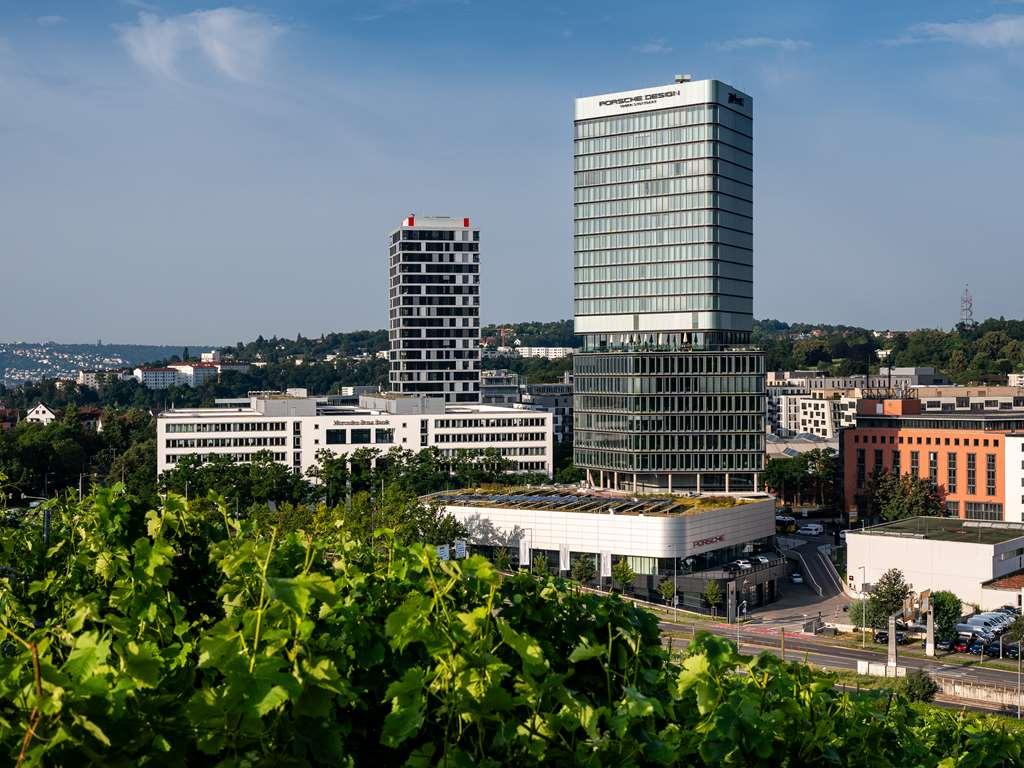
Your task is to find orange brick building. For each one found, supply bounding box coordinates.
[842,399,1024,522]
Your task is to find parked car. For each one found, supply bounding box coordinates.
[935,637,954,652]
[953,638,970,654]
[1005,644,1021,660]
[967,640,986,655]
[733,559,752,570]
[873,631,888,645]
[754,555,771,566]
[797,523,824,536]
[984,642,1005,658]
[790,572,804,584]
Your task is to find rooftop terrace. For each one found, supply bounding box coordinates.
[430,488,764,516]
[852,516,1024,546]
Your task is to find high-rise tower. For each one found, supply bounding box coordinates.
[572,77,765,492]
[388,215,481,403]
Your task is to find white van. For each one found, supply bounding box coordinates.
[797,523,824,536]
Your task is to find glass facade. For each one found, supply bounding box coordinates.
[572,80,764,491]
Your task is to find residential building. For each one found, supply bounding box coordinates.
[435,488,780,616]
[796,392,857,439]
[156,391,553,478]
[134,367,185,389]
[846,517,1024,610]
[572,76,764,493]
[25,403,56,426]
[200,350,221,363]
[168,363,219,387]
[388,214,481,403]
[911,386,1024,414]
[1009,374,1024,388]
[481,369,523,405]
[515,346,576,360]
[841,398,1024,522]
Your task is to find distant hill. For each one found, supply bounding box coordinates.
[0,342,209,386]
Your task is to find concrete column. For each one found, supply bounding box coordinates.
[586,468,593,487]
[753,472,759,492]
[725,473,730,493]
[613,471,618,490]
[696,473,701,493]
[633,473,638,493]
[599,470,604,488]
[667,473,673,494]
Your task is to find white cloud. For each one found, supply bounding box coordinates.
[635,39,672,55]
[117,7,285,82]
[902,15,1024,48]
[36,15,68,27]
[716,36,810,52]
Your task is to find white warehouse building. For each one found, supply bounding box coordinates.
[156,391,554,478]
[847,517,1024,611]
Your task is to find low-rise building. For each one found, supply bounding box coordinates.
[515,346,576,360]
[156,391,554,478]
[522,374,573,444]
[134,367,185,389]
[846,517,1024,610]
[25,403,56,426]
[434,488,780,616]
[481,369,523,405]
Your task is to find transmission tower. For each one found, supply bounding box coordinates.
[960,284,975,328]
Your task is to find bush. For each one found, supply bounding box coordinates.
[899,669,939,703]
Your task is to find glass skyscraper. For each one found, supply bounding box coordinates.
[572,78,765,493]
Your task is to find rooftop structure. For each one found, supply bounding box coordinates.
[428,488,759,516]
[854,516,1024,546]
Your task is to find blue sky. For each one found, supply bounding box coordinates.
[1,1,1023,343]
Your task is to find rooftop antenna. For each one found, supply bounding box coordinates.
[960,284,975,328]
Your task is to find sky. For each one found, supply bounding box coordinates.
[1,0,1023,344]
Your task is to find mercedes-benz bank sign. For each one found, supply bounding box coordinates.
[598,89,680,110]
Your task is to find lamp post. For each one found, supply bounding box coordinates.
[859,566,867,648]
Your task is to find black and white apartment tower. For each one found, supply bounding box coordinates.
[572,76,766,493]
[388,215,482,403]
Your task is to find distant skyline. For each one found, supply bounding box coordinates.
[2,1,1023,343]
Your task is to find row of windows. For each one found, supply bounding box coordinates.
[582,329,754,352]
[575,225,752,253]
[399,229,479,242]
[574,192,752,221]
[575,431,762,452]
[165,437,286,449]
[576,374,763,395]
[165,451,287,465]
[576,394,764,415]
[853,433,1000,448]
[574,276,751,301]
[576,352,763,374]
[855,448,997,497]
[434,417,547,428]
[577,413,763,434]
[965,502,1004,521]
[574,104,751,140]
[574,123,752,158]
[575,292,751,317]
[575,259,751,285]
[574,242,751,270]
[165,421,287,433]
[325,428,394,445]
[573,174,752,205]
[434,432,547,444]
[574,447,762,472]
[576,209,752,237]
[575,157,752,190]
[574,141,751,173]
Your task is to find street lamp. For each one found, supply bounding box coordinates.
[858,566,867,648]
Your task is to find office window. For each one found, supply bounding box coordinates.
[856,449,865,487]
[375,428,395,444]
[967,453,976,495]
[928,452,938,484]
[947,453,957,494]
[892,450,900,475]
[874,449,883,476]
[945,501,960,517]
[987,454,996,496]
[910,451,919,477]
[325,429,346,445]
[965,502,1002,521]
[351,428,372,444]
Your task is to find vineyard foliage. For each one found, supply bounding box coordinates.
[2,486,1024,766]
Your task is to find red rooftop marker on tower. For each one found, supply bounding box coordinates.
[463,217,470,227]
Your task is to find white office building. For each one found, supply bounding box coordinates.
[388,214,481,403]
[134,367,186,389]
[156,391,553,478]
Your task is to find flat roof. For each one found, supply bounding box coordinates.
[429,488,764,517]
[852,516,1024,545]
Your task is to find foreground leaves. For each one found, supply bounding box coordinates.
[1,486,1023,766]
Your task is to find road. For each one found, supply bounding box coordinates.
[659,618,1024,715]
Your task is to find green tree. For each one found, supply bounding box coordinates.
[872,568,912,620]
[611,558,636,593]
[306,449,349,508]
[703,579,723,617]
[930,590,962,640]
[531,551,550,576]
[570,554,596,585]
[658,578,676,605]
